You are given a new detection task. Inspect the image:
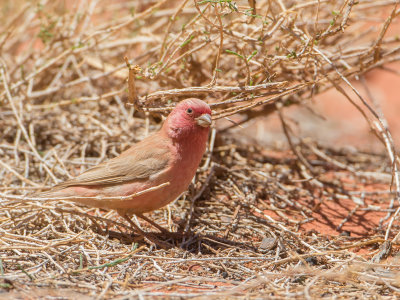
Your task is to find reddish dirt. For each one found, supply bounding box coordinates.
[299,194,387,237]
[257,149,393,239]
[300,174,390,237]
[262,171,392,239]
[152,281,235,294]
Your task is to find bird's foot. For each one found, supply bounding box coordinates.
[162,230,186,239]
[139,232,173,249]
[136,213,185,239]
[121,214,174,249]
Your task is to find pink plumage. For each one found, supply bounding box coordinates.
[40,98,212,217]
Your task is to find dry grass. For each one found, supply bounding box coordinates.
[1,0,400,298]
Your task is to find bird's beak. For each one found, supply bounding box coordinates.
[196,114,212,128]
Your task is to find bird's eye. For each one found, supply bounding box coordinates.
[186,108,193,114]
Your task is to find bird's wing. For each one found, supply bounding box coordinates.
[52,136,171,189]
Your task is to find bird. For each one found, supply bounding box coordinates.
[38,98,212,245]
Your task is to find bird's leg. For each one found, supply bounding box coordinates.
[120,213,173,249]
[136,213,183,238]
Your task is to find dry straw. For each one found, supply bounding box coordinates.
[0,0,400,298]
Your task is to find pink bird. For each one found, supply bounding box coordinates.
[40,98,212,243]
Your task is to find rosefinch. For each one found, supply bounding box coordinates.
[39,98,212,243]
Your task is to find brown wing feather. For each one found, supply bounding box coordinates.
[53,134,171,189]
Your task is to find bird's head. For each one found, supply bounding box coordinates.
[163,98,212,140]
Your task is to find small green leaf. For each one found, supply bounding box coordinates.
[36,3,44,12]
[225,49,244,59]
[247,50,258,61]
[243,9,262,18]
[17,265,34,281]
[197,0,232,5]
[79,253,83,270]
[180,34,195,48]
[287,51,297,58]
[0,258,4,276]
[38,25,54,43]
[20,65,25,80]
[71,41,84,50]
[132,242,139,251]
[88,255,132,270]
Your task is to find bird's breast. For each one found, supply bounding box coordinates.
[73,131,209,215]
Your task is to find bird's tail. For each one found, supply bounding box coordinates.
[31,185,71,199]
